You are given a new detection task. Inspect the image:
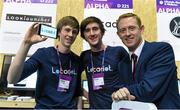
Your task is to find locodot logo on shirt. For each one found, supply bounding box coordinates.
[87,65,113,73]
[51,67,77,75]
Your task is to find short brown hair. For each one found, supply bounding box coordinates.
[116,13,142,29]
[80,16,105,39]
[56,16,79,37]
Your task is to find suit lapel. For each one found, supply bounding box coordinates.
[135,41,149,80]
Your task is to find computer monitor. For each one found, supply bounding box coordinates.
[0,55,37,91]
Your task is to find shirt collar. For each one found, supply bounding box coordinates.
[129,40,145,60]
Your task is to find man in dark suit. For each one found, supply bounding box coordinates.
[112,13,180,109]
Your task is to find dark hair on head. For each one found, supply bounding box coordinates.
[56,16,79,38]
[80,16,105,39]
[116,13,142,29]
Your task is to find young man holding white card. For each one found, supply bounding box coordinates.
[7,16,82,109]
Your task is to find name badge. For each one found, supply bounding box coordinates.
[57,74,72,92]
[92,73,104,90]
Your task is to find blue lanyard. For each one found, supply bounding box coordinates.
[90,48,106,74]
[56,48,71,74]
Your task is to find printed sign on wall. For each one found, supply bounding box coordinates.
[156,0,180,61]
[0,0,57,55]
[83,0,133,50]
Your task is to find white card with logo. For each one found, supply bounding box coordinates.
[94,77,104,86]
[59,79,70,89]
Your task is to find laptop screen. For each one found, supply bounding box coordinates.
[1,55,37,91]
